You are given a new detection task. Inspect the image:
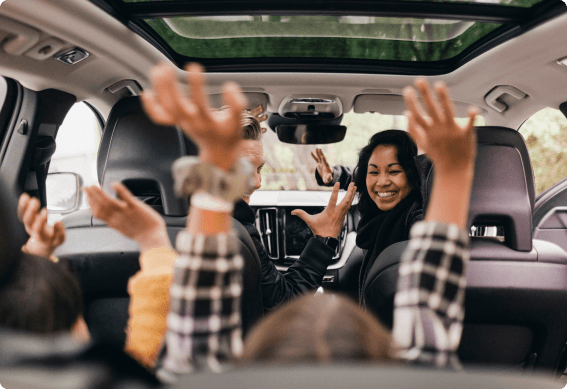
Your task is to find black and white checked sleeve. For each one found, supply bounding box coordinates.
[157,231,244,381]
[392,221,470,368]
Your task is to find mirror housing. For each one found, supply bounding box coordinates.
[46,172,83,214]
[276,125,347,144]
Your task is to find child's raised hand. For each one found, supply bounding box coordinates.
[84,183,172,253]
[18,193,65,258]
[403,78,479,175]
[141,63,247,172]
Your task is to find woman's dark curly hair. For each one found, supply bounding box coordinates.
[354,130,420,213]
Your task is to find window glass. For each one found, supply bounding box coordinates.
[49,103,102,219]
[519,107,567,194]
[144,16,500,62]
[260,111,484,191]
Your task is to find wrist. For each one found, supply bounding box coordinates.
[135,226,172,254]
[199,148,239,172]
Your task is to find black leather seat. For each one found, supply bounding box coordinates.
[363,126,567,374]
[57,97,263,347]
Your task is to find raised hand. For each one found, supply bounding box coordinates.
[249,105,268,124]
[403,78,479,174]
[84,183,172,254]
[18,193,65,258]
[291,182,356,239]
[311,148,333,185]
[141,63,247,171]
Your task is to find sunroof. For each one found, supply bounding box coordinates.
[144,16,500,61]
[122,0,544,7]
[89,0,566,73]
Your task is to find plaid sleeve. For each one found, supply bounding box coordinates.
[156,231,244,382]
[392,221,470,368]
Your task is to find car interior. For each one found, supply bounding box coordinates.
[1,0,567,387]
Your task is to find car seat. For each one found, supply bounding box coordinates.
[56,97,264,347]
[363,126,567,374]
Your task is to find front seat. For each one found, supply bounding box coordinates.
[57,96,264,347]
[363,126,567,374]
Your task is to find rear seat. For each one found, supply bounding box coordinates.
[56,97,264,347]
[363,126,567,374]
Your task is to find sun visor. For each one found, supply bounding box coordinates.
[209,92,268,111]
[353,94,485,117]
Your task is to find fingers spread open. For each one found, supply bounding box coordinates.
[311,151,320,163]
[466,106,480,132]
[403,86,429,130]
[338,183,356,211]
[112,182,137,206]
[320,150,330,167]
[185,63,210,117]
[140,92,175,126]
[291,209,309,222]
[434,81,456,123]
[328,182,340,208]
[152,64,184,120]
[53,222,66,246]
[405,110,428,152]
[23,197,41,230]
[221,81,247,132]
[18,193,30,221]
[415,78,442,123]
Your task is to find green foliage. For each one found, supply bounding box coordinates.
[145,18,500,61]
[519,108,567,194]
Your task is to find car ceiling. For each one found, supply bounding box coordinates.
[0,0,567,129]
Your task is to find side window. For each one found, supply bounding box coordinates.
[519,108,567,194]
[48,103,102,220]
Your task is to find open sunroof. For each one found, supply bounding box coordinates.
[90,0,566,74]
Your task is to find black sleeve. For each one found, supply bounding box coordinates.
[315,165,356,190]
[257,236,335,311]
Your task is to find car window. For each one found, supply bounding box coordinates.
[260,111,484,191]
[519,107,567,194]
[48,102,102,221]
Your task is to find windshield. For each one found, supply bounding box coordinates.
[260,111,485,191]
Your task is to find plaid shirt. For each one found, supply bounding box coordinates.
[392,221,470,368]
[157,220,469,381]
[156,231,244,383]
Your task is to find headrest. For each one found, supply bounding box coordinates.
[97,97,191,216]
[0,176,26,283]
[426,127,533,252]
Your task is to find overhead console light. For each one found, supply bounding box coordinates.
[279,95,342,120]
[54,47,89,65]
[557,57,567,69]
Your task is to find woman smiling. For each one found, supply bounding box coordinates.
[313,129,431,305]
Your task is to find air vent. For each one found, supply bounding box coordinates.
[257,208,279,259]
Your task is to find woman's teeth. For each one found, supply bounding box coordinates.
[377,191,396,198]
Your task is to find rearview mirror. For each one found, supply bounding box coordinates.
[46,172,83,214]
[276,125,347,144]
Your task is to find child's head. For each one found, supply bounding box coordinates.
[0,253,88,341]
[240,293,392,364]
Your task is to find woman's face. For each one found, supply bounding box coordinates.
[366,145,412,211]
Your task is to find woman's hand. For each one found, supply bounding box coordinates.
[249,105,268,124]
[85,183,172,254]
[291,182,356,239]
[311,148,334,185]
[141,63,247,172]
[403,78,479,175]
[18,193,65,258]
